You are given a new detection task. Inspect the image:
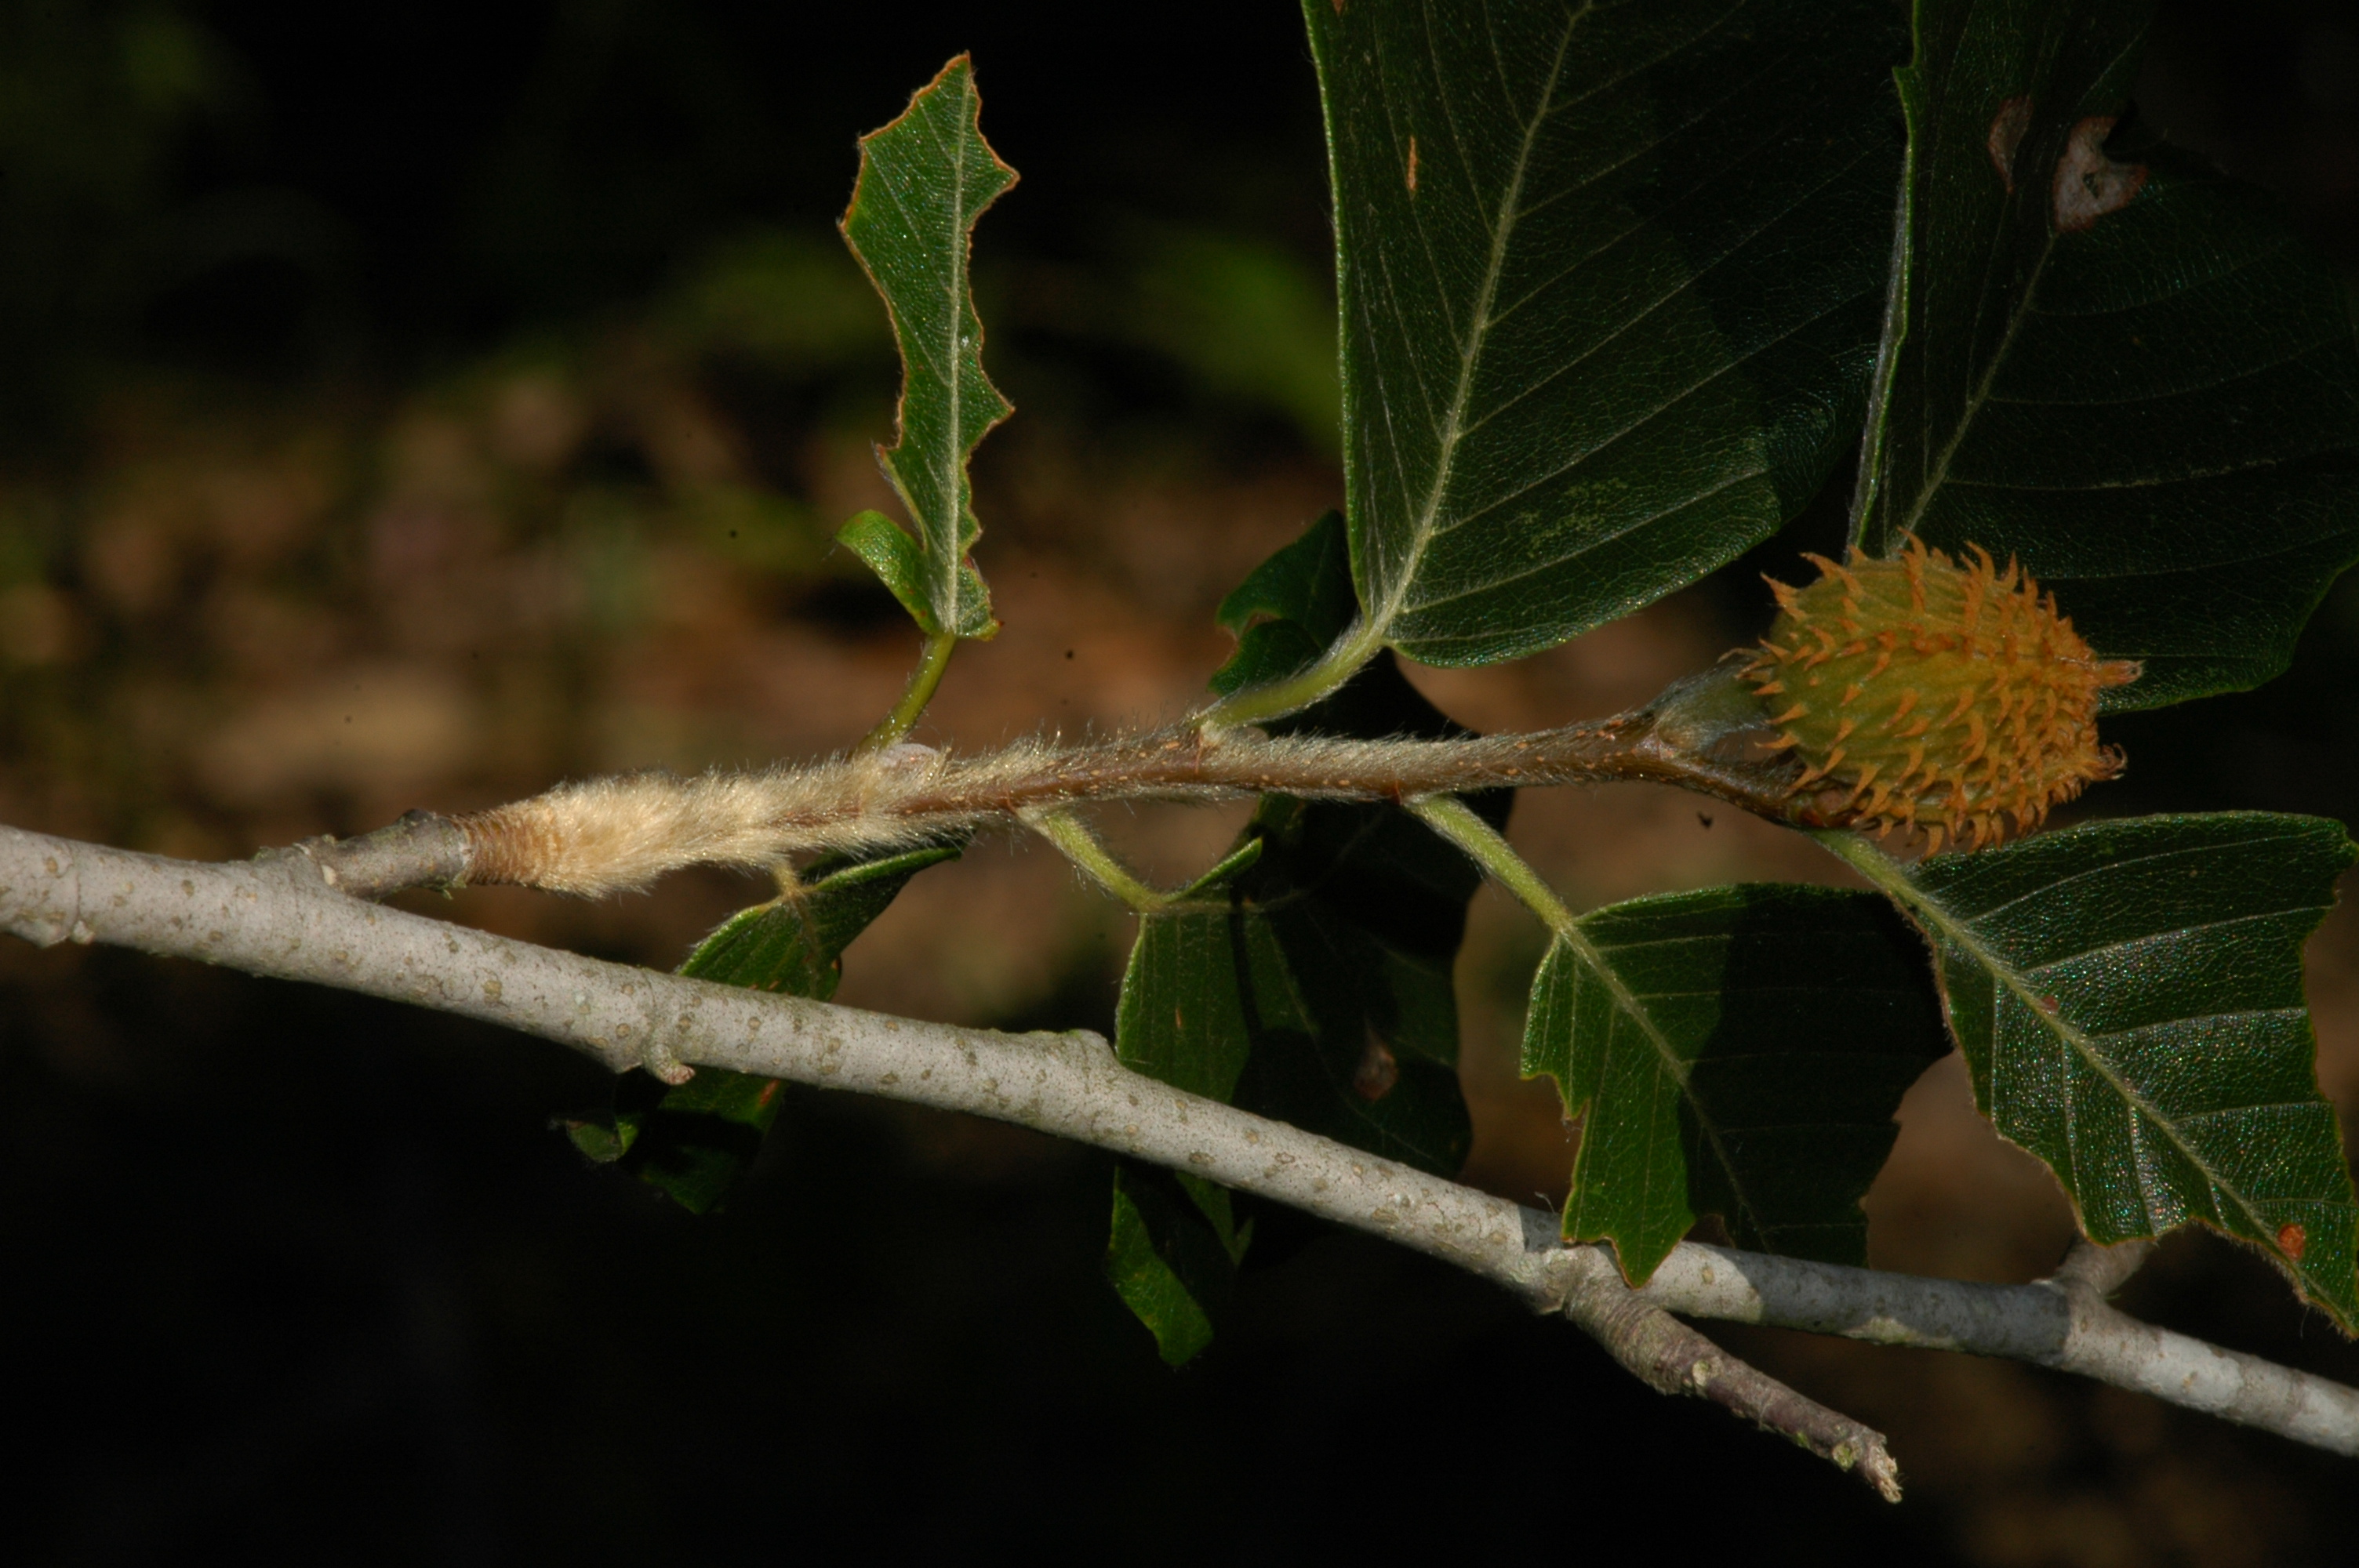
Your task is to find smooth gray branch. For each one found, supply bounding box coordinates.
[1623,1240,2359,1454]
[5,821,2354,1488]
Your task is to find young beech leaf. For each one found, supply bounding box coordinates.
[565,844,961,1214]
[1209,510,1356,697]
[1106,762,1489,1361]
[1853,0,2359,709]
[1223,777,1494,1174]
[1525,884,1949,1284]
[836,509,987,640]
[1303,0,1903,667]
[835,54,1014,641]
[1205,519,1501,1179]
[1838,815,2359,1330]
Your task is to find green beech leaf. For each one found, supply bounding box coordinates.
[1852,0,2359,709]
[676,844,962,996]
[1105,752,1497,1360]
[1106,1158,1250,1368]
[1203,515,1498,1178]
[1114,840,1267,1103]
[1837,815,2359,1329]
[565,844,961,1213]
[1303,0,1903,666]
[1103,779,1483,1366]
[565,1068,790,1217]
[1106,515,1503,1359]
[1209,521,1499,1178]
[836,53,1014,641]
[1200,788,1487,1177]
[1524,884,1948,1284]
[1103,841,1263,1364]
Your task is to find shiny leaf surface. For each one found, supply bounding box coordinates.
[1836,815,2359,1327]
[1305,0,1903,665]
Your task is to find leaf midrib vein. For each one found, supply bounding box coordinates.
[1888,25,2156,550]
[936,76,972,628]
[1365,1,1590,641]
[1561,918,1772,1250]
[1888,860,2287,1248]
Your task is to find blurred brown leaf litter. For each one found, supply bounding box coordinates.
[6,2,2359,1563]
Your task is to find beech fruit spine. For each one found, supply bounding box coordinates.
[1745,535,2140,853]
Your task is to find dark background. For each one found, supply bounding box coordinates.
[8,2,2359,1562]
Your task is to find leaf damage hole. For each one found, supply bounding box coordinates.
[2278,1221,2308,1261]
[2052,116,2147,233]
[1987,94,2032,192]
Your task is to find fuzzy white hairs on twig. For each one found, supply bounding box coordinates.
[447,720,1677,898]
[457,742,987,896]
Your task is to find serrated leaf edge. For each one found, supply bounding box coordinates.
[839,53,1016,640]
[1538,914,1797,1279]
[1825,825,2356,1319]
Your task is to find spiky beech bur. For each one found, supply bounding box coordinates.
[1744,536,2141,852]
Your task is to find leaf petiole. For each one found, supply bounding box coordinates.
[1027,809,1170,912]
[1409,793,1576,935]
[858,632,959,753]
[1199,619,1384,733]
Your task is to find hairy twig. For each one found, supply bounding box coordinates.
[6,819,2354,1489]
[299,665,1843,902]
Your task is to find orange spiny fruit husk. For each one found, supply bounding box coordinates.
[1743,535,2140,853]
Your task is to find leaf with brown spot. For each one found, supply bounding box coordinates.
[1986,93,2031,190]
[1854,0,2359,709]
[2049,114,2147,231]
